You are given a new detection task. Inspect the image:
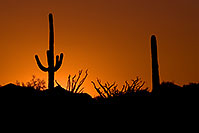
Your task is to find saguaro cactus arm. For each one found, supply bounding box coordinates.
[54,53,64,72]
[35,55,48,72]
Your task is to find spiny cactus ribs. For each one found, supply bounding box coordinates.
[151,35,160,93]
[35,13,64,89]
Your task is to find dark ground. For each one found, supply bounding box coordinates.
[0,82,199,104]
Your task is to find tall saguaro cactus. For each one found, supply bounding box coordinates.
[35,13,64,89]
[151,35,160,93]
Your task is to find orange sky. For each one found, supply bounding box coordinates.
[0,0,198,97]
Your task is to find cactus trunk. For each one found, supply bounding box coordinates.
[48,14,55,89]
[35,13,64,90]
[151,35,160,93]
[48,70,54,90]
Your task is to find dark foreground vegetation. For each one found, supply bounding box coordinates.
[0,81,198,104]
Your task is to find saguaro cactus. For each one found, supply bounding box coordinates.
[35,13,64,89]
[151,35,160,93]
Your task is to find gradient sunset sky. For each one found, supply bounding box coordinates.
[0,0,198,97]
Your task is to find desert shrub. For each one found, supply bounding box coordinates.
[16,75,46,91]
[55,69,88,93]
[92,77,149,99]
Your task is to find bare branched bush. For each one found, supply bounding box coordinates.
[56,69,88,93]
[121,77,148,94]
[92,77,148,98]
[91,79,117,98]
[16,75,46,91]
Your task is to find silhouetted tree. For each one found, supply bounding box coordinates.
[35,13,64,89]
[151,35,160,93]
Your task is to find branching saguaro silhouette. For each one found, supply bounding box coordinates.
[35,13,64,89]
[151,35,160,93]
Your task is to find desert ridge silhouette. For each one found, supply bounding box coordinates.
[35,13,63,90]
[0,83,93,104]
[0,83,37,97]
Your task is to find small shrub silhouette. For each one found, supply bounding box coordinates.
[91,79,118,98]
[35,13,63,89]
[66,69,88,93]
[16,75,46,91]
[92,77,149,103]
[55,69,88,94]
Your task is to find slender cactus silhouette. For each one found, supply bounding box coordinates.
[35,13,64,89]
[151,35,160,93]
